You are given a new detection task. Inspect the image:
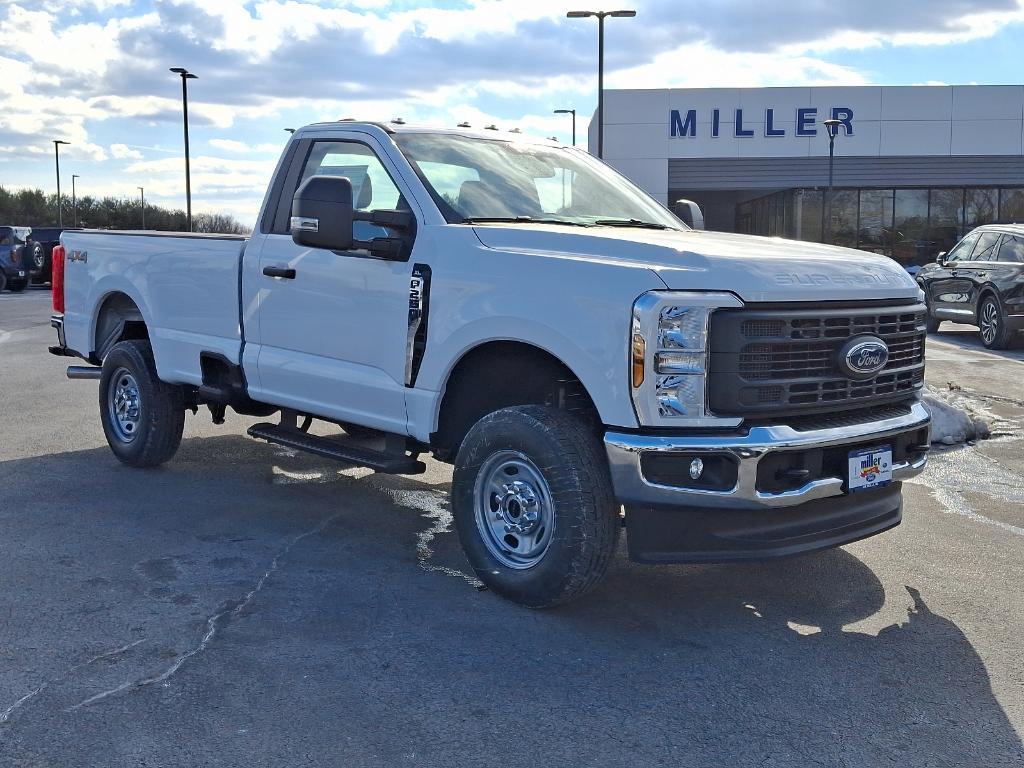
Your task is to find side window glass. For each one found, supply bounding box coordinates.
[998,234,1024,263]
[970,232,1001,261]
[296,140,405,241]
[945,231,979,263]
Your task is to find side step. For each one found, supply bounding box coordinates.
[247,422,426,475]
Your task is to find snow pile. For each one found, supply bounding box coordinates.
[922,385,992,445]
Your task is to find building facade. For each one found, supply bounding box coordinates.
[594,85,1024,267]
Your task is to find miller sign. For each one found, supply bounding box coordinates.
[670,106,854,139]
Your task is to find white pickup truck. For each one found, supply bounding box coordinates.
[50,122,931,606]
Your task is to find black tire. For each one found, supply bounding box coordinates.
[99,340,185,467]
[452,405,619,608]
[0,272,6,293]
[978,295,1014,350]
[7,279,27,293]
[919,283,940,333]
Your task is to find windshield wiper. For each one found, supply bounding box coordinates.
[461,216,591,227]
[592,218,670,230]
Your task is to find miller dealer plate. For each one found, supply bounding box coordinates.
[848,445,893,492]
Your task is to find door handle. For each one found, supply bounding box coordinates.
[263,266,296,279]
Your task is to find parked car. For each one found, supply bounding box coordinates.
[0,225,31,292]
[26,227,63,285]
[50,122,931,607]
[917,224,1024,349]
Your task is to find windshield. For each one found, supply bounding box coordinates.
[393,133,684,230]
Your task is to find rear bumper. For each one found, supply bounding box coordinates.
[604,401,930,563]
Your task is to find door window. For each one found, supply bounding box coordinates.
[944,231,979,264]
[294,140,406,241]
[998,234,1024,263]
[969,231,1002,262]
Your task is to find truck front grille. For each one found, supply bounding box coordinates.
[708,302,927,418]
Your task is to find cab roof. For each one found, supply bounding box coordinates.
[295,120,565,146]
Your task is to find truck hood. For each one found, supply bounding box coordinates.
[471,225,919,303]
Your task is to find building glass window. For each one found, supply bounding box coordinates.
[893,189,931,267]
[927,188,964,257]
[826,189,858,248]
[857,189,894,255]
[795,189,822,243]
[965,189,998,229]
[999,188,1024,222]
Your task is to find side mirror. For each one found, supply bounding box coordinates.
[672,199,705,230]
[291,175,354,251]
[936,251,947,266]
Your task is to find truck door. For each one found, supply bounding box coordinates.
[249,136,421,435]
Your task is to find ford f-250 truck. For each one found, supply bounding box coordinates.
[50,122,931,607]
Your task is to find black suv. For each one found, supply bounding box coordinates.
[25,226,63,284]
[0,226,31,293]
[917,224,1024,349]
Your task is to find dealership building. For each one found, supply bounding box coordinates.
[593,85,1024,266]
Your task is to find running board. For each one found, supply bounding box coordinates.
[247,422,426,475]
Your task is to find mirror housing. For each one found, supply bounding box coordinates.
[673,199,705,230]
[936,251,947,266]
[291,175,355,251]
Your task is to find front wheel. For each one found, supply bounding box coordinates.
[99,340,186,467]
[978,295,1014,350]
[452,405,619,608]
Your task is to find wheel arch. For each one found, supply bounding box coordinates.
[93,290,150,361]
[431,339,602,461]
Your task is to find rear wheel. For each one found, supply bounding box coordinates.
[0,273,6,293]
[452,405,619,608]
[99,340,185,467]
[978,295,1014,350]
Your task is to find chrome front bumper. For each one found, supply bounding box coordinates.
[605,401,931,511]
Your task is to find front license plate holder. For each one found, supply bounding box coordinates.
[848,445,893,493]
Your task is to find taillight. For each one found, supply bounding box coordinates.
[52,245,65,314]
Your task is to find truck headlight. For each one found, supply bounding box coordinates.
[630,291,743,427]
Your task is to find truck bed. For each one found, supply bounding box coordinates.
[60,230,248,387]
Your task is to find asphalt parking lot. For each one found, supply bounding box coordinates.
[1,287,1022,767]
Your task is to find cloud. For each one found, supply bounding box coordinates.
[110,143,143,159]
[209,138,284,154]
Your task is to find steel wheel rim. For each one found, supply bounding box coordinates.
[108,367,141,443]
[980,301,999,344]
[473,450,555,570]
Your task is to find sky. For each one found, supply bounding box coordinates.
[2,0,1024,226]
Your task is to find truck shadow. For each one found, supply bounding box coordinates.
[0,433,1020,766]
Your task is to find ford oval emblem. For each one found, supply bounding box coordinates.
[838,336,889,380]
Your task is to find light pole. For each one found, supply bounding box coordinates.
[170,67,197,231]
[554,108,577,146]
[822,118,842,244]
[71,174,80,228]
[138,186,145,230]
[566,9,635,159]
[284,128,295,134]
[53,140,70,226]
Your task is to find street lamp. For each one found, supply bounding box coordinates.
[284,128,295,134]
[53,140,70,226]
[554,108,577,146]
[822,118,842,244]
[71,174,79,228]
[566,9,635,159]
[170,67,198,231]
[138,186,145,230]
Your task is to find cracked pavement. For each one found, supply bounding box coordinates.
[1,289,1022,767]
